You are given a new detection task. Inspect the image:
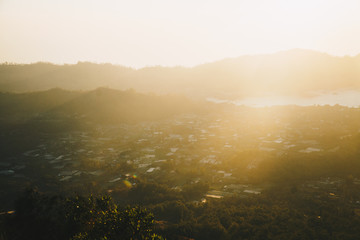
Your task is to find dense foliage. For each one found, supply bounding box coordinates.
[2,183,360,240]
[151,186,360,240]
[0,189,163,240]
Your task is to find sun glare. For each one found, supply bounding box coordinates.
[0,0,360,67]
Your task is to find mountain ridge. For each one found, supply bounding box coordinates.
[1,49,359,98]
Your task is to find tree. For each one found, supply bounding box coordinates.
[3,189,163,240]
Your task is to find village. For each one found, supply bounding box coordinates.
[1,105,360,207]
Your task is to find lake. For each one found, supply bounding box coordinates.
[207,90,360,108]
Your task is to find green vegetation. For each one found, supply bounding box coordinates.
[0,189,163,240]
[2,182,360,239]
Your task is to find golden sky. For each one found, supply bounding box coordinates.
[1,0,360,68]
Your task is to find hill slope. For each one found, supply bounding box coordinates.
[0,88,203,125]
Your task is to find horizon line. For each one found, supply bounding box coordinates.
[1,48,359,69]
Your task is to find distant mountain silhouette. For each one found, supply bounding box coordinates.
[1,49,359,98]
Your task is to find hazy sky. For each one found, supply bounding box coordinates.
[1,0,360,67]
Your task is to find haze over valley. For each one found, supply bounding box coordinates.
[1,0,360,239]
[1,49,360,104]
